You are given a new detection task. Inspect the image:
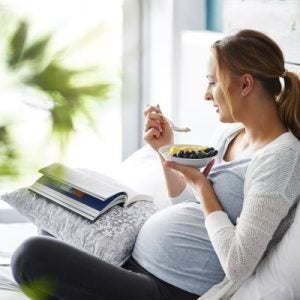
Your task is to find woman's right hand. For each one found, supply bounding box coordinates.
[143,104,174,152]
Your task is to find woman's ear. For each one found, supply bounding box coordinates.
[241,74,254,96]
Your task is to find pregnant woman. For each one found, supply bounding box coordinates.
[12,29,300,300]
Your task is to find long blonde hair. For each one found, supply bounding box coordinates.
[212,29,300,138]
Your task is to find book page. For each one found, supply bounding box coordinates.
[122,187,153,206]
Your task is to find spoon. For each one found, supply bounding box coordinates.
[146,105,191,132]
[163,116,191,132]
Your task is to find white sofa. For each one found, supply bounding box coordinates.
[1,143,300,299]
[116,144,300,300]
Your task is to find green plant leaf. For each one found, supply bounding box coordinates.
[21,34,52,63]
[7,20,28,67]
[48,83,111,102]
[0,126,18,177]
[25,62,80,92]
[50,103,77,150]
[51,104,75,133]
[1,16,115,177]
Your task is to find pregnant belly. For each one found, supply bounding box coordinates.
[133,202,216,271]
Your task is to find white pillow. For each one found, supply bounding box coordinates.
[1,165,157,267]
[232,203,300,300]
[113,145,171,209]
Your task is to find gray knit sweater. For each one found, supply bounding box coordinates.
[197,125,300,300]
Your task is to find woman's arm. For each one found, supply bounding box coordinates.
[164,159,223,215]
[143,105,187,198]
[159,155,187,198]
[166,142,300,281]
[205,145,300,281]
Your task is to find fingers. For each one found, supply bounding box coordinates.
[143,104,161,117]
[143,104,173,150]
[144,127,161,141]
[164,161,195,176]
[143,105,165,144]
[164,160,211,188]
[144,105,166,134]
[144,117,163,133]
[164,160,214,179]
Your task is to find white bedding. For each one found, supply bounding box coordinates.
[0,222,37,299]
[2,143,300,300]
[0,266,29,300]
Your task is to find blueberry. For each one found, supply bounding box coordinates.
[172,153,178,157]
[189,153,197,159]
[197,151,205,158]
[178,151,184,158]
[207,149,218,157]
[212,149,218,156]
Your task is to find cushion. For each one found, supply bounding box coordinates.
[1,146,162,267]
[232,202,300,300]
[1,185,156,267]
[114,144,171,209]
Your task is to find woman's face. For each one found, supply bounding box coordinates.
[204,54,235,123]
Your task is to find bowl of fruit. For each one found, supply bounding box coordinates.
[159,144,218,168]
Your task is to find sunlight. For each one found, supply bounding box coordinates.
[0,0,123,196]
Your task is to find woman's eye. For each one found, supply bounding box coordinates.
[208,82,216,86]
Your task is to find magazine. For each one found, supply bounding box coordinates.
[29,163,153,221]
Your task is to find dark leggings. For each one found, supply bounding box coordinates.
[11,236,199,300]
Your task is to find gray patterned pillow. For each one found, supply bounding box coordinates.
[1,188,157,266]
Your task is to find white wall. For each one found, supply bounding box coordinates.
[223,0,300,64]
[174,0,300,146]
[175,31,224,146]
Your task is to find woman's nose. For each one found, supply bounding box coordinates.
[204,88,213,101]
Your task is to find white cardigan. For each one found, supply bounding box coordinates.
[196,125,300,300]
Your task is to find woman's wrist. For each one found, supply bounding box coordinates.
[160,155,187,198]
[194,183,223,217]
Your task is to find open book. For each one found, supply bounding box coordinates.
[29,163,153,221]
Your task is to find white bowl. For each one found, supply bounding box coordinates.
[159,144,218,168]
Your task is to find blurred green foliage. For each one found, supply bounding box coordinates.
[20,277,56,300]
[0,16,114,178]
[0,126,18,177]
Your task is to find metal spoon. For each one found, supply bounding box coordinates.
[163,116,191,132]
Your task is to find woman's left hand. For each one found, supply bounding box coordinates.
[164,159,223,216]
[163,159,215,190]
